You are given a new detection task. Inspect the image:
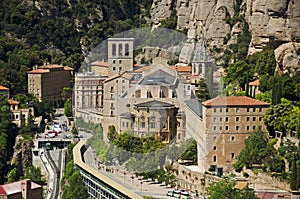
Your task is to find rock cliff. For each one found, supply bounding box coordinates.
[150,0,300,73]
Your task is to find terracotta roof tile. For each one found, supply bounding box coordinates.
[8,99,19,105]
[64,66,74,71]
[249,79,260,86]
[39,64,64,69]
[170,66,192,72]
[1,180,41,195]
[28,69,50,74]
[0,186,6,195]
[202,96,270,107]
[0,86,9,90]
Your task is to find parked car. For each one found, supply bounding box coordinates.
[167,189,191,199]
[167,189,180,197]
[52,124,62,133]
[180,191,192,199]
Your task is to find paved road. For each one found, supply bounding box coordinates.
[83,146,174,199]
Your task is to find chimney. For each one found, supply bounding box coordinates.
[21,179,32,199]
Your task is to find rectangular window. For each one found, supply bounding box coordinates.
[213,117,216,122]
[226,108,229,112]
[253,108,256,112]
[236,108,239,113]
[220,108,222,112]
[246,126,250,130]
[213,155,217,162]
[247,117,250,121]
[253,117,256,121]
[247,108,250,112]
[253,126,256,130]
[141,122,145,128]
[225,117,229,122]
[150,121,156,128]
[225,126,229,131]
[213,126,217,131]
[220,117,223,122]
[259,107,262,112]
[259,117,262,121]
[214,108,217,113]
[231,153,235,159]
[236,126,240,131]
[236,117,239,122]
[219,126,222,130]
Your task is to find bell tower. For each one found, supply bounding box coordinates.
[107,38,134,77]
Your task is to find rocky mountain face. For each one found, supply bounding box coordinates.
[150,0,300,74]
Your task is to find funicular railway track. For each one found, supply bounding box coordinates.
[45,149,62,199]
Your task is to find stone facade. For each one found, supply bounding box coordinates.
[8,99,34,128]
[74,72,106,124]
[185,96,270,173]
[107,38,134,77]
[27,64,73,106]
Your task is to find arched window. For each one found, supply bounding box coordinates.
[118,44,123,56]
[147,90,152,98]
[112,44,116,56]
[125,43,129,56]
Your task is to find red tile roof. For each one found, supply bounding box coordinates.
[0,186,6,195]
[28,69,50,74]
[64,66,74,71]
[0,180,41,195]
[39,64,64,69]
[249,79,260,86]
[170,66,192,73]
[8,99,19,105]
[0,86,9,90]
[202,96,270,107]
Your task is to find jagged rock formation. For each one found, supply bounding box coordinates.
[11,135,34,177]
[150,0,300,74]
[248,0,300,54]
[275,42,300,75]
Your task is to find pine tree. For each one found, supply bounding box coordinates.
[297,160,300,189]
[291,156,297,190]
[195,78,211,101]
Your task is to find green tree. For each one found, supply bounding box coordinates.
[23,165,44,184]
[234,131,268,171]
[195,78,210,101]
[224,60,253,89]
[179,139,197,164]
[64,98,73,118]
[287,106,300,138]
[0,94,10,183]
[7,167,18,183]
[255,92,271,103]
[263,102,293,137]
[71,125,78,137]
[291,156,297,190]
[107,125,117,141]
[207,177,258,199]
